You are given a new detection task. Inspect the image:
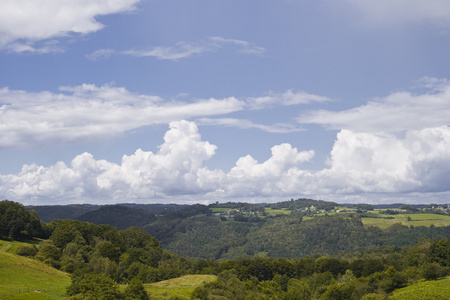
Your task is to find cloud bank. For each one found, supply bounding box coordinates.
[1,121,449,205]
[1,81,450,205]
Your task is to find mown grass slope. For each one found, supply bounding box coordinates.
[142,274,216,299]
[390,277,450,300]
[0,240,70,299]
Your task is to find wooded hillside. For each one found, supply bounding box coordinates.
[1,199,449,299]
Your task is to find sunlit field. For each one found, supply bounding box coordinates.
[0,240,70,299]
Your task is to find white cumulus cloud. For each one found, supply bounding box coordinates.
[312,126,450,196]
[0,121,224,202]
[0,0,140,52]
[1,121,450,204]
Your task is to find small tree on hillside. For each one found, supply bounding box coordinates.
[124,277,150,300]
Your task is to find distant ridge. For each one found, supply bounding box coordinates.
[76,205,156,230]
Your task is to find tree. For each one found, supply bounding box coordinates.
[0,200,44,239]
[37,242,61,261]
[315,257,348,277]
[285,278,312,300]
[355,204,374,212]
[428,239,449,266]
[16,244,38,256]
[422,262,446,280]
[124,277,150,300]
[67,272,123,299]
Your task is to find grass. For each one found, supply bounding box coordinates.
[360,212,450,229]
[264,208,291,216]
[140,274,217,299]
[210,208,232,213]
[390,277,450,300]
[0,240,71,299]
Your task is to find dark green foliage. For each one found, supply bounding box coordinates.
[166,204,211,218]
[209,202,254,209]
[196,270,251,300]
[120,203,190,214]
[25,201,450,261]
[315,257,349,277]
[380,223,450,247]
[284,278,313,299]
[16,244,38,256]
[27,204,100,223]
[67,272,123,299]
[0,200,45,239]
[268,198,338,211]
[76,205,156,230]
[428,238,450,266]
[34,218,183,285]
[233,215,378,258]
[37,241,61,261]
[96,240,121,261]
[124,277,150,300]
[350,258,385,277]
[120,226,161,250]
[422,262,447,280]
[158,212,449,260]
[160,216,255,259]
[6,206,448,300]
[355,203,374,212]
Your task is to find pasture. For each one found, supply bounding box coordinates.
[360,212,450,229]
[142,274,217,299]
[0,240,70,299]
[390,277,450,300]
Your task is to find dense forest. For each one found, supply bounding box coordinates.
[28,199,450,260]
[1,199,449,299]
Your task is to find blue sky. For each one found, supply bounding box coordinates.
[1,0,450,205]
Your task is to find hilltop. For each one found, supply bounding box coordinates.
[26,198,450,260]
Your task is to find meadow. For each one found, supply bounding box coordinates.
[0,240,216,300]
[0,240,70,299]
[390,276,450,300]
[264,208,291,216]
[360,212,450,229]
[140,275,217,299]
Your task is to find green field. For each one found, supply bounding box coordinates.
[0,240,71,299]
[210,207,231,213]
[390,277,450,300]
[264,208,291,216]
[142,274,217,299]
[0,240,216,300]
[361,212,450,229]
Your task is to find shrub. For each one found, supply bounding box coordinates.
[16,244,38,256]
[422,263,447,280]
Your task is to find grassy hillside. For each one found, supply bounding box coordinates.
[358,211,450,229]
[0,240,70,299]
[138,275,217,299]
[390,277,450,300]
